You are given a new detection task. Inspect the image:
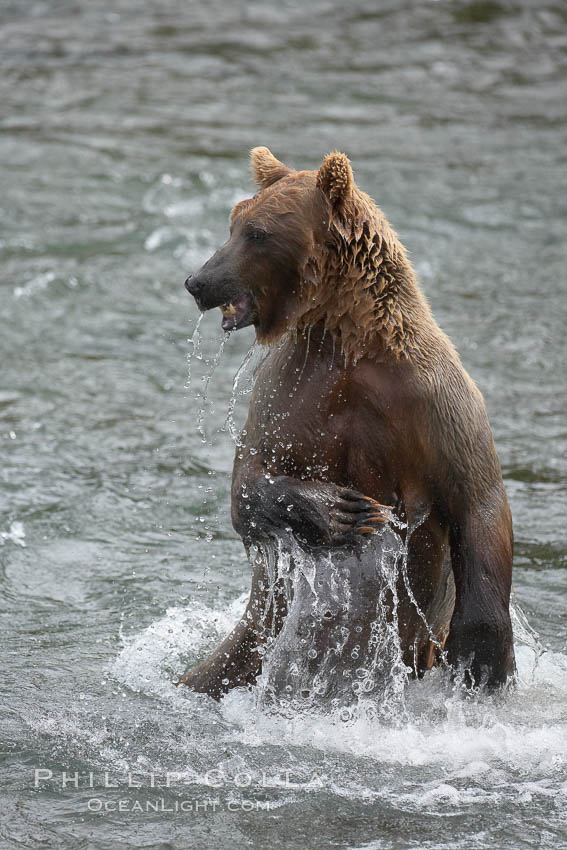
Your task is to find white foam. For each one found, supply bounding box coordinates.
[13,271,55,298]
[220,643,567,770]
[107,592,567,813]
[111,593,248,697]
[0,520,26,547]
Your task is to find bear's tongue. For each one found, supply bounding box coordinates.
[219,293,254,331]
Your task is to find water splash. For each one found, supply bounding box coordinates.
[224,341,260,444]
[329,335,336,371]
[251,523,414,722]
[287,327,312,398]
[299,325,312,381]
[106,558,566,842]
[184,312,203,391]
[196,330,232,443]
[510,592,545,685]
[186,318,264,446]
[398,508,448,672]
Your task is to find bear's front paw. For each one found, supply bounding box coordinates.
[328,488,392,544]
[174,666,225,700]
[446,615,515,692]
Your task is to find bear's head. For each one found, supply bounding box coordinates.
[185,147,417,357]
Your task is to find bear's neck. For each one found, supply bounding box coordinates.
[297,202,437,364]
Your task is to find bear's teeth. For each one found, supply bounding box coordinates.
[220,303,236,317]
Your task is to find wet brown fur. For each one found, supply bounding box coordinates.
[245,147,440,365]
[179,148,515,698]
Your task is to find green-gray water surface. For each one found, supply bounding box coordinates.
[1,1,566,848]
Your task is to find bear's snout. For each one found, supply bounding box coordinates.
[184,274,200,296]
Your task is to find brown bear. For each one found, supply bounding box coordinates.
[180,147,515,700]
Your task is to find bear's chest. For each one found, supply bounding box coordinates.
[246,344,353,481]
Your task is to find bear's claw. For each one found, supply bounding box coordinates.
[329,488,392,543]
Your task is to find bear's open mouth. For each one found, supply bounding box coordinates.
[219,292,257,332]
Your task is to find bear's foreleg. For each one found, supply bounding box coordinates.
[231,460,389,548]
[445,487,515,690]
[176,614,264,698]
[177,554,286,699]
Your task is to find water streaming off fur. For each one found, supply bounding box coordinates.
[253,530,410,719]
[2,1,566,848]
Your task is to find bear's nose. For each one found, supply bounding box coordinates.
[184,275,200,296]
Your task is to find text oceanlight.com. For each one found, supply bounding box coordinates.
[86,798,271,813]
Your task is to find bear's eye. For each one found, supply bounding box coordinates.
[247,227,267,243]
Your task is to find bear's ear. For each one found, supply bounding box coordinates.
[250,146,292,189]
[316,152,354,205]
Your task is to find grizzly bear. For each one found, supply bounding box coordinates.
[181,147,515,700]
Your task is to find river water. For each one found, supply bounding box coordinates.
[1,1,566,848]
